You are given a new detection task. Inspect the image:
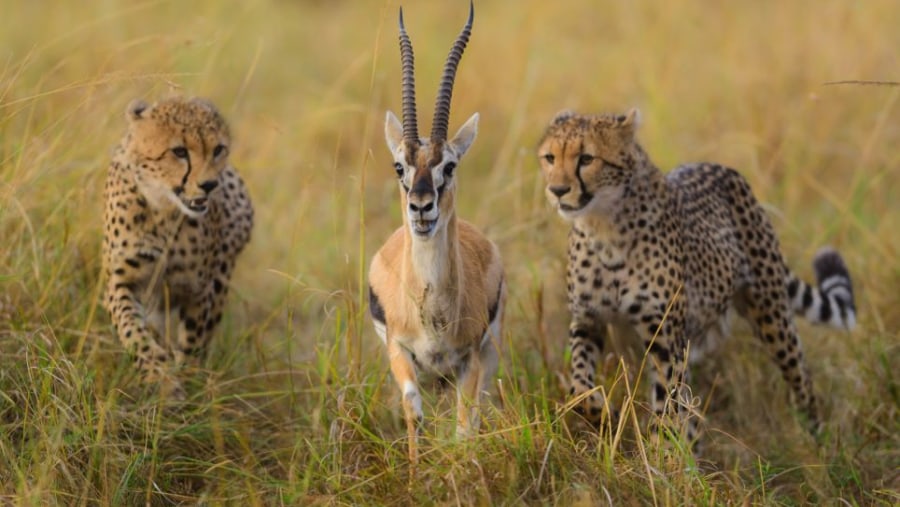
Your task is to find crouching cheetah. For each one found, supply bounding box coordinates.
[101,96,253,398]
[537,109,856,443]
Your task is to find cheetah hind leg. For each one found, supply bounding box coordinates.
[735,286,821,435]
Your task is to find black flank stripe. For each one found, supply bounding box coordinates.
[487,278,503,325]
[368,285,386,325]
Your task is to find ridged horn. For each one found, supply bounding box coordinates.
[398,7,419,145]
[430,0,474,143]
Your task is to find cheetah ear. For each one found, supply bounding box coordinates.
[617,108,641,136]
[552,109,575,124]
[126,99,149,122]
[191,97,218,113]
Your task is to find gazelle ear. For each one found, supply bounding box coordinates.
[449,112,479,157]
[126,99,149,122]
[385,111,404,154]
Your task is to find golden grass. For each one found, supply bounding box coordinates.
[1,0,898,504]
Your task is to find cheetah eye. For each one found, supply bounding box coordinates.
[578,154,595,166]
[443,162,456,178]
[172,147,189,159]
[394,162,404,177]
[213,144,227,158]
[543,154,555,164]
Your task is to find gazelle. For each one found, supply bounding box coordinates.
[368,2,505,463]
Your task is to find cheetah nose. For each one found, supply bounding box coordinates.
[199,180,219,194]
[549,185,571,198]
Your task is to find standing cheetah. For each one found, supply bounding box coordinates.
[101,96,253,398]
[537,109,855,443]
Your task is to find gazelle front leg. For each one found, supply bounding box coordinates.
[456,338,499,438]
[388,339,423,463]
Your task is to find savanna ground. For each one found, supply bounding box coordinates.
[1,0,898,504]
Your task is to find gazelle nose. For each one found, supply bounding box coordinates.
[409,200,434,213]
[549,185,571,198]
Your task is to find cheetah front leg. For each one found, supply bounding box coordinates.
[634,304,698,446]
[174,283,226,368]
[104,278,183,398]
[567,310,613,427]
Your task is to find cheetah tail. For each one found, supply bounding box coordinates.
[787,247,857,330]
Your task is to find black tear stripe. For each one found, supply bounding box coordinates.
[180,137,192,187]
[368,284,386,325]
[574,142,593,202]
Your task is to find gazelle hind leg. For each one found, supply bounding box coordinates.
[456,338,498,438]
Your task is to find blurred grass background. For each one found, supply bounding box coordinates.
[0,0,897,504]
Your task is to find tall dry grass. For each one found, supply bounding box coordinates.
[0,0,897,504]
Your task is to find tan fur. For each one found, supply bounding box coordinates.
[101,96,253,398]
[369,113,505,463]
[537,109,856,447]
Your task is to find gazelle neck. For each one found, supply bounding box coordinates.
[403,211,460,294]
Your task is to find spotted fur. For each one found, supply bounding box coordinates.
[537,109,856,444]
[101,96,253,398]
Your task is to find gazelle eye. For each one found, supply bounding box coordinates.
[213,144,227,157]
[172,147,189,159]
[443,162,456,177]
[543,154,555,164]
[578,154,594,166]
[394,163,404,177]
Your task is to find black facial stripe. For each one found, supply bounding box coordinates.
[601,158,625,171]
[180,137,192,188]
[574,148,593,201]
[404,142,419,167]
[410,170,433,196]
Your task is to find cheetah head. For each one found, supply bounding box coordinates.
[122,97,231,218]
[537,109,642,220]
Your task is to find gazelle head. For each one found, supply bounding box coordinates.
[385,2,479,240]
